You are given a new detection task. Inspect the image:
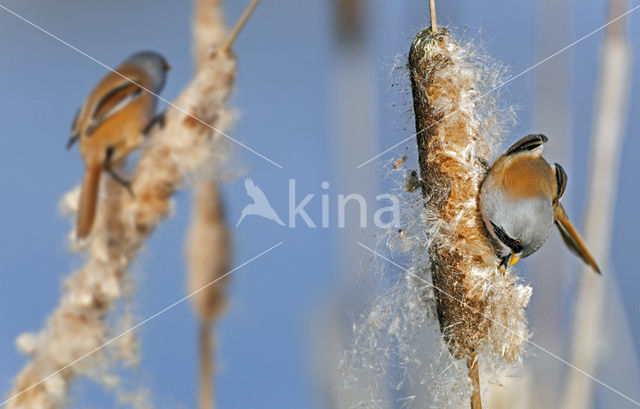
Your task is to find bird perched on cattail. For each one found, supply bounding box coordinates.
[68,51,170,239]
[479,134,601,274]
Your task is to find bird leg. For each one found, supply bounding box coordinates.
[105,166,134,197]
[143,111,166,135]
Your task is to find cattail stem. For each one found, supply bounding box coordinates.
[429,0,438,33]
[189,1,235,408]
[410,26,490,361]
[198,318,215,409]
[187,181,232,409]
[220,0,259,53]
[410,26,488,408]
[468,354,482,409]
[408,24,531,409]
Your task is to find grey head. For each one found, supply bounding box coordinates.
[480,179,554,264]
[122,51,170,93]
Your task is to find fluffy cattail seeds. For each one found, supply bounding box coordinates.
[409,27,532,407]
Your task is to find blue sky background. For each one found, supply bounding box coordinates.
[0,1,639,408]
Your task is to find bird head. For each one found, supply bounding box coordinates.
[485,196,554,268]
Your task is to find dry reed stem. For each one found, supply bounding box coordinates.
[561,1,631,407]
[5,9,237,409]
[198,319,214,409]
[468,354,482,409]
[188,2,234,408]
[409,27,531,406]
[187,182,232,409]
[187,182,232,336]
[429,0,438,34]
[188,0,232,326]
[220,0,259,53]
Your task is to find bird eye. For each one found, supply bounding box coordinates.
[490,221,523,253]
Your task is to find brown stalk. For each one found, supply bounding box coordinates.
[429,0,438,34]
[409,27,488,409]
[408,27,531,409]
[186,181,232,409]
[220,0,259,53]
[409,26,490,360]
[198,317,215,409]
[468,354,482,409]
[561,0,631,407]
[188,1,258,409]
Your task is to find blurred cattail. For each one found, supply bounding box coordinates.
[408,27,531,407]
[188,0,234,320]
[561,0,631,407]
[193,0,228,70]
[186,182,232,409]
[185,1,259,408]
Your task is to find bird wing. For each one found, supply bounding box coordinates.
[505,134,548,157]
[67,108,81,149]
[245,178,269,204]
[86,77,144,136]
[554,203,601,274]
[553,163,567,205]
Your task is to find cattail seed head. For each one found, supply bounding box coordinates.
[409,27,531,362]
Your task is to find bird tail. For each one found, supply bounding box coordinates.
[554,203,601,274]
[76,164,102,239]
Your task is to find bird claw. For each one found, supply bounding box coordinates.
[107,169,135,197]
[143,111,166,135]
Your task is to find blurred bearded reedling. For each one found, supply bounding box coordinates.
[68,51,170,239]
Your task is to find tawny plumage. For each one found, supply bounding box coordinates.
[68,52,170,239]
[76,164,102,239]
[479,134,601,274]
[554,203,601,274]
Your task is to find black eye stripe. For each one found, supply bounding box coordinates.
[490,221,523,253]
